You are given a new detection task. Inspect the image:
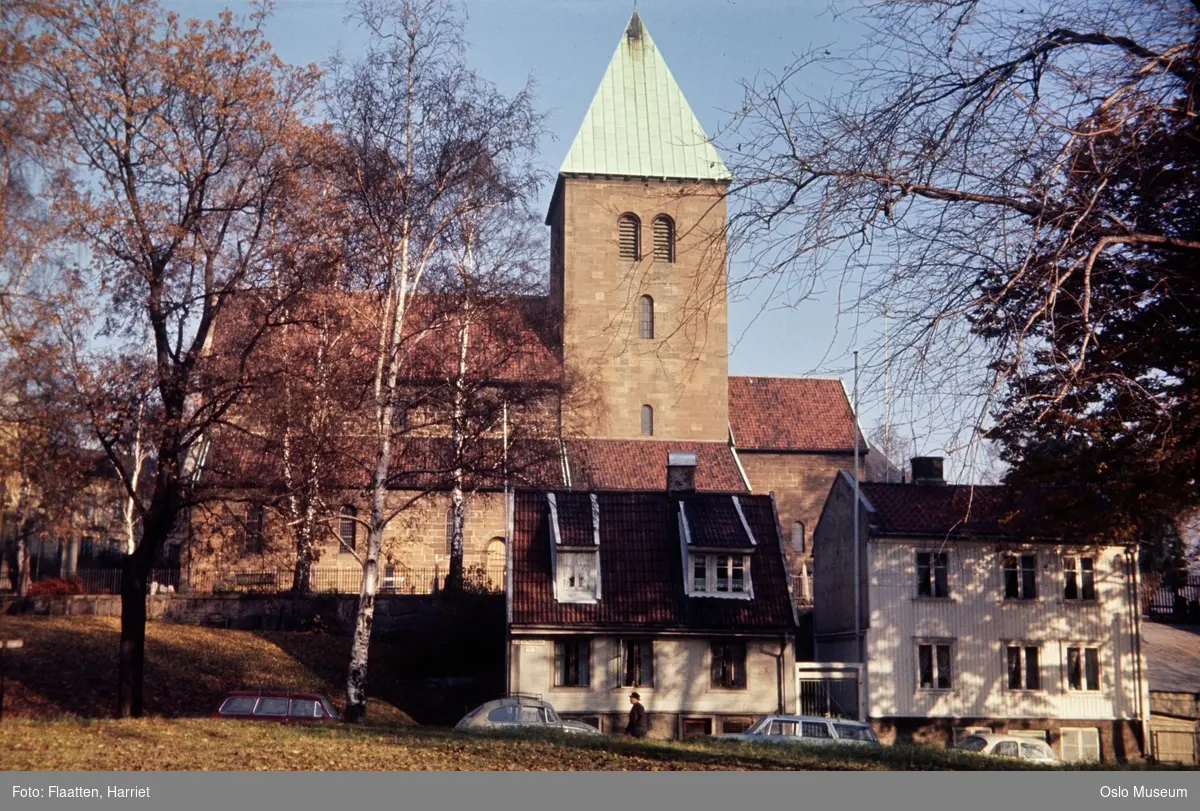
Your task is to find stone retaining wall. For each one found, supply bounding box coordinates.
[0,592,504,636]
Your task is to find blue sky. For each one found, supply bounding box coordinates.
[164,1,961,464]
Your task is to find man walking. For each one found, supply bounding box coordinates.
[625,691,648,738]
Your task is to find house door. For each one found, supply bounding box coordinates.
[796,663,862,720]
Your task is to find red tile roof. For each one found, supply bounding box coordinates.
[729,376,863,452]
[859,481,1105,541]
[510,490,795,631]
[563,439,747,492]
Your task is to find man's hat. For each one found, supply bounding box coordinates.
[630,692,640,700]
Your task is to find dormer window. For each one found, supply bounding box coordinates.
[679,496,755,599]
[548,493,601,604]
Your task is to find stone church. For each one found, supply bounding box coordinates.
[186,12,866,604]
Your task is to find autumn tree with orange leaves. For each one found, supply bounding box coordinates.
[25,0,320,717]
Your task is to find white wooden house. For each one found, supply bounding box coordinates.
[812,458,1151,762]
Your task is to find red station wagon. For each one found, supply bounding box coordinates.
[214,689,341,722]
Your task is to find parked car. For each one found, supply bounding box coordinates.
[214,689,340,722]
[955,734,1059,763]
[715,714,880,746]
[455,696,601,735]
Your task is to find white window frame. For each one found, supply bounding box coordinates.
[1060,727,1101,762]
[1002,552,1038,600]
[619,639,655,689]
[556,550,599,603]
[688,553,752,599]
[1004,642,1042,691]
[915,550,949,599]
[1062,555,1098,602]
[1063,643,1103,693]
[915,638,955,691]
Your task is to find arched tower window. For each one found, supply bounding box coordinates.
[618,213,640,261]
[640,404,654,436]
[339,505,358,553]
[652,215,674,262]
[638,295,655,339]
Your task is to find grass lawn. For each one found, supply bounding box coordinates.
[0,617,1191,771]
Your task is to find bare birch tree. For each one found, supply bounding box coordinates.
[326,0,540,721]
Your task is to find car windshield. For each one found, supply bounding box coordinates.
[253,697,289,716]
[957,736,989,752]
[321,699,338,718]
[1021,742,1051,759]
[219,696,256,715]
[833,724,878,742]
[746,718,773,735]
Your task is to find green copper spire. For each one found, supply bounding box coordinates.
[558,12,731,181]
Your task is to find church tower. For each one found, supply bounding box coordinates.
[548,12,730,441]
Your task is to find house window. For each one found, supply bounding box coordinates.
[339,506,357,553]
[652,215,674,262]
[722,717,755,734]
[1060,727,1101,762]
[917,642,953,689]
[916,552,948,598]
[1063,556,1096,601]
[556,550,598,601]
[1003,554,1037,600]
[638,295,655,339]
[681,717,713,738]
[618,213,640,261]
[690,554,750,595]
[640,404,654,436]
[791,522,805,554]
[1066,646,1101,692]
[710,641,747,689]
[243,504,265,556]
[621,640,654,688]
[554,638,590,687]
[1006,645,1041,690]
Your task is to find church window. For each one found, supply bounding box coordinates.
[652,215,674,262]
[618,214,640,260]
[638,295,654,339]
[641,405,654,436]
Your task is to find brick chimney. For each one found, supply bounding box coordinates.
[911,456,945,485]
[667,451,697,494]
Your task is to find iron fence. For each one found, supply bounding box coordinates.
[49,565,506,596]
[1142,575,1200,623]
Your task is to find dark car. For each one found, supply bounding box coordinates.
[214,689,341,722]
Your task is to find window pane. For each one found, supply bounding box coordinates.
[1081,558,1096,600]
[802,721,831,738]
[933,554,948,597]
[1004,558,1018,599]
[1063,557,1078,599]
[994,741,1019,757]
[716,556,729,592]
[254,697,288,716]
[487,705,515,723]
[731,556,745,592]
[834,724,876,742]
[1025,646,1040,690]
[693,555,707,592]
[769,721,798,737]
[936,645,952,688]
[917,553,931,596]
[639,296,654,339]
[958,736,988,752]
[1067,647,1082,690]
[640,404,653,436]
[1021,556,1037,599]
[220,696,256,715]
[1084,648,1099,691]
[289,699,319,718]
[918,645,934,688]
[1007,647,1022,690]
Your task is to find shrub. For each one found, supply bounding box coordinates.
[28,577,87,597]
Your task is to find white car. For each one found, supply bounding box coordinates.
[455,696,601,736]
[955,734,1059,763]
[715,714,880,746]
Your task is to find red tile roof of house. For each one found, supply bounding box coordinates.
[510,490,795,631]
[563,439,747,492]
[728,376,864,452]
[859,480,1107,541]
